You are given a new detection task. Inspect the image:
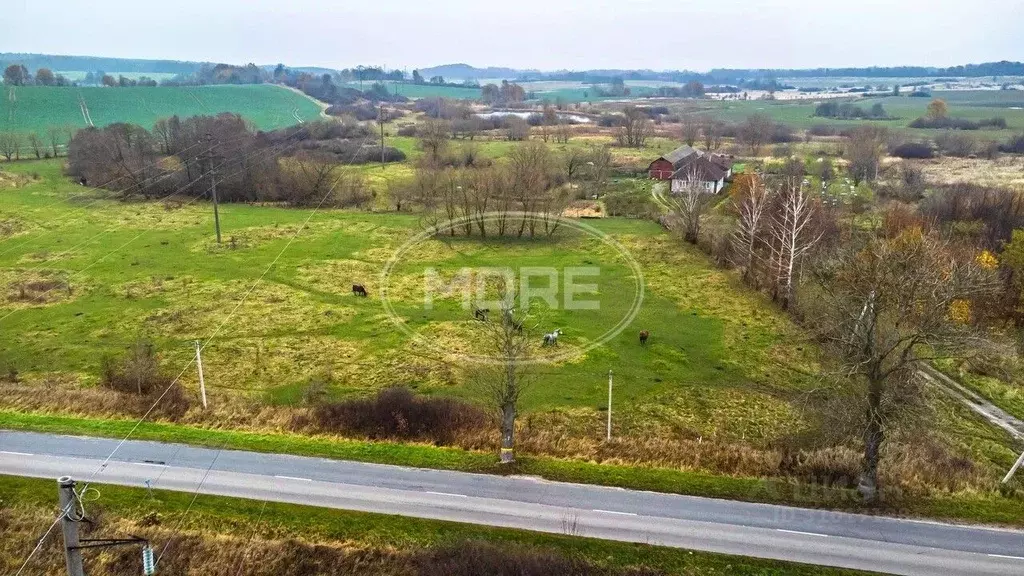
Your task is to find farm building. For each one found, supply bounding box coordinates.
[647,145,699,179]
[670,155,729,194]
[650,145,733,194]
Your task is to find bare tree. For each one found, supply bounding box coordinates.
[739,114,773,156]
[563,147,588,183]
[700,116,716,150]
[732,175,771,282]
[26,133,43,159]
[288,152,341,206]
[617,106,652,148]
[804,231,996,502]
[847,126,888,185]
[47,126,65,158]
[0,132,19,161]
[770,180,822,308]
[666,174,711,244]
[474,297,533,464]
[681,116,700,147]
[418,119,452,165]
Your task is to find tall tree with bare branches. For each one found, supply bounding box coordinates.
[617,106,652,148]
[732,174,771,283]
[666,174,711,244]
[803,231,996,502]
[473,296,533,464]
[770,180,822,308]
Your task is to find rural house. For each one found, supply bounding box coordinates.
[670,155,728,194]
[650,145,733,194]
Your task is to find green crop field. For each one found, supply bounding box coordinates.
[342,81,482,100]
[0,84,323,144]
[673,91,1024,140]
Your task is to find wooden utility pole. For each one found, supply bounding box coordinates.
[58,477,85,576]
[606,369,613,441]
[205,134,222,244]
[194,340,208,409]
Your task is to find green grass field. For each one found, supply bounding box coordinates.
[343,81,483,100]
[670,91,1024,141]
[0,159,819,445]
[1,84,323,144]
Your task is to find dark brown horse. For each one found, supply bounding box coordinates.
[639,330,649,345]
[352,284,368,297]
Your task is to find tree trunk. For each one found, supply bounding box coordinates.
[500,402,516,464]
[858,378,884,503]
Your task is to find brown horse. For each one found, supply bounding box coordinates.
[352,284,368,297]
[639,330,649,345]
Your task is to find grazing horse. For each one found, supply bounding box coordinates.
[79,177,88,186]
[473,307,490,322]
[543,329,563,346]
[639,330,650,346]
[352,284,368,297]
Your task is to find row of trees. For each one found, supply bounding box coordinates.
[3,65,71,86]
[65,115,374,207]
[670,163,999,502]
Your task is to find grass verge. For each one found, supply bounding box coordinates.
[0,474,876,576]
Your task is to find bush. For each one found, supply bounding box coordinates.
[935,131,976,157]
[307,387,489,444]
[99,340,190,420]
[397,125,418,137]
[889,141,934,159]
[1002,133,1024,154]
[909,116,1008,131]
[808,124,839,137]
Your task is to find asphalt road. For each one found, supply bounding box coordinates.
[2,430,1023,576]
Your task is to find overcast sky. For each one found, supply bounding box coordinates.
[3,0,1022,71]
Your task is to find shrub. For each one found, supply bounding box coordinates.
[1002,133,1024,154]
[99,340,190,420]
[808,124,839,137]
[307,387,489,444]
[908,116,1008,131]
[397,125,418,137]
[889,141,934,159]
[935,131,976,157]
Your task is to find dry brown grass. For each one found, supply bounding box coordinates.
[0,507,664,576]
[913,156,1024,190]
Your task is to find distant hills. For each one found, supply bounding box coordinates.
[3,53,1023,83]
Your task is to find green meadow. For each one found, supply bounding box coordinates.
[1,84,323,143]
[0,158,818,445]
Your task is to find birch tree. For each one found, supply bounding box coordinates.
[770,180,822,308]
[732,175,771,283]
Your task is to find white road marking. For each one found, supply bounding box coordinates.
[777,529,829,537]
[593,509,638,516]
[988,554,1024,560]
[136,462,166,468]
[274,475,312,482]
[0,451,34,456]
[426,491,468,498]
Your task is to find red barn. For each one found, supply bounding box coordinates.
[647,145,699,180]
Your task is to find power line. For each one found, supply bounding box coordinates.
[0,134,307,324]
[0,135,243,255]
